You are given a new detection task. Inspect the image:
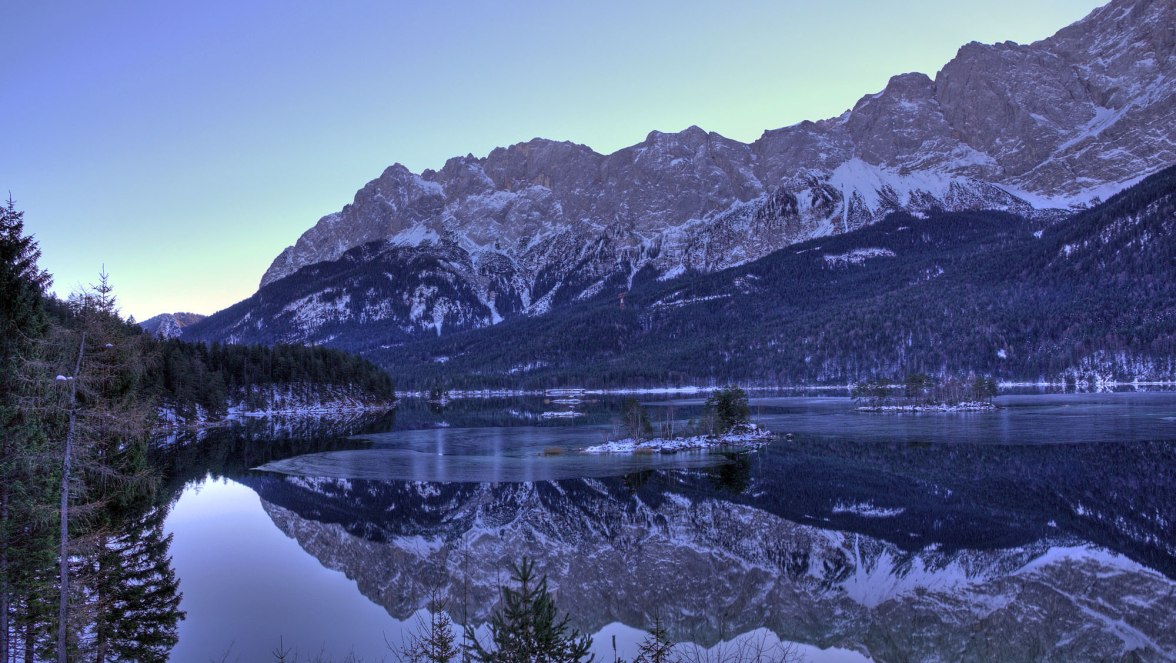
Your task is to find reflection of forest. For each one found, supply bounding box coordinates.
[2,412,385,663]
[3,481,183,662]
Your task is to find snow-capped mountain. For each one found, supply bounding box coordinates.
[138,311,206,339]
[196,0,1175,345]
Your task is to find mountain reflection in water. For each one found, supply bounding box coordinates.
[163,395,1176,662]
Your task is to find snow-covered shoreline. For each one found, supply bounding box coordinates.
[583,423,774,454]
[154,384,396,433]
[857,401,997,413]
[395,380,1176,401]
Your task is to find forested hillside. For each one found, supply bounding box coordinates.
[38,297,397,422]
[146,339,396,420]
[375,164,1176,389]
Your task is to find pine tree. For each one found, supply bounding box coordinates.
[55,271,156,661]
[704,386,750,434]
[464,558,593,663]
[398,593,459,663]
[0,196,54,662]
[87,504,184,663]
[633,615,674,663]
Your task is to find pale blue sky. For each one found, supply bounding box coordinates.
[2,0,1104,321]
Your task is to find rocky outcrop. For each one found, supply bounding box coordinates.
[138,311,207,339]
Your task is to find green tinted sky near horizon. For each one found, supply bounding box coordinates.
[3,0,1105,321]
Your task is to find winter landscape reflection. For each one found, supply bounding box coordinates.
[161,394,1176,662]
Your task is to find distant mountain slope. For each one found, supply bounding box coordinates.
[138,311,206,339]
[369,163,1176,387]
[186,0,1176,378]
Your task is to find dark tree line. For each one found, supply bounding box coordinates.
[144,338,396,419]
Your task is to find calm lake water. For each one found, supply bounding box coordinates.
[160,392,1176,662]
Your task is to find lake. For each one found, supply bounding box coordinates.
[159,392,1176,662]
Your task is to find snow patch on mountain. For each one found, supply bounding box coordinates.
[823,247,897,267]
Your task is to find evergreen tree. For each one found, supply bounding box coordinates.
[704,386,750,434]
[465,558,593,663]
[55,272,157,661]
[0,196,54,662]
[633,615,674,663]
[398,594,459,663]
[86,504,184,663]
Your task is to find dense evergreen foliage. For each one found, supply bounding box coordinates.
[144,338,396,418]
[0,204,182,661]
[705,386,751,433]
[373,164,1176,388]
[0,197,56,663]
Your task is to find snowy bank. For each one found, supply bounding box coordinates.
[857,401,996,413]
[539,410,584,420]
[155,383,395,433]
[584,423,774,454]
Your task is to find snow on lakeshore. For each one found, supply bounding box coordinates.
[858,401,996,413]
[584,424,774,454]
[538,410,584,420]
[155,384,395,433]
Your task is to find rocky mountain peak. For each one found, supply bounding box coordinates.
[139,312,207,339]
[481,138,598,193]
[233,0,1175,345]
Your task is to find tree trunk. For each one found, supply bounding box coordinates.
[93,535,107,663]
[57,333,84,663]
[1,479,9,663]
[24,615,35,663]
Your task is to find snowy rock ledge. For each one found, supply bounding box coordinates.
[857,401,996,413]
[584,423,774,454]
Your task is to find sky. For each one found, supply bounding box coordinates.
[2,0,1105,322]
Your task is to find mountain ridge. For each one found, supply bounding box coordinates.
[367,163,1176,388]
[260,0,1173,289]
[187,0,1176,373]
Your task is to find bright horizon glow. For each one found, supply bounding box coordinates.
[3,0,1105,322]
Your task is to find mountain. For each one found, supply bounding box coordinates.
[138,311,206,339]
[187,0,1176,375]
[225,163,1173,388]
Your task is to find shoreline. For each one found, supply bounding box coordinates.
[154,401,396,434]
[583,424,774,455]
[857,402,998,413]
[395,381,1176,400]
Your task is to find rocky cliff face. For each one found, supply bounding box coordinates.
[201,0,1176,345]
[138,311,206,339]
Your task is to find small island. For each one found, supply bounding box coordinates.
[853,374,999,413]
[584,386,775,454]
